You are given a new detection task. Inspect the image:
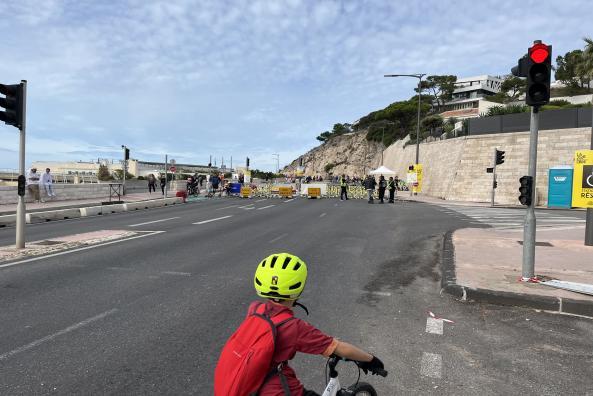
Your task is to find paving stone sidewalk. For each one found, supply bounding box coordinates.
[442,226,593,317]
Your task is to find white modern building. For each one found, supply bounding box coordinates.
[440,75,505,120]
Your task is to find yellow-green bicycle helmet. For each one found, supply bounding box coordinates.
[254,253,307,300]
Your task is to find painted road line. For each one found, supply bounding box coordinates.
[283,198,295,203]
[425,317,444,335]
[369,291,392,297]
[257,205,275,211]
[244,207,256,210]
[215,205,238,211]
[319,212,327,218]
[161,271,191,276]
[0,309,118,361]
[238,204,255,209]
[128,217,180,227]
[193,215,233,225]
[255,199,267,202]
[269,233,288,243]
[107,266,133,271]
[420,352,442,379]
[0,231,165,270]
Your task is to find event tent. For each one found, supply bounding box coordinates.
[369,165,396,175]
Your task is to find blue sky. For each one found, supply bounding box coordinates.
[1,0,592,171]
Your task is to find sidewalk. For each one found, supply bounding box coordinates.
[0,192,170,216]
[442,226,593,317]
[399,193,584,210]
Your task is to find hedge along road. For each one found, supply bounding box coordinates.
[1,198,592,395]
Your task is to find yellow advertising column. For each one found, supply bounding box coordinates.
[412,164,423,194]
[572,150,593,208]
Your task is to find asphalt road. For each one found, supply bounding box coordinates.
[0,198,592,395]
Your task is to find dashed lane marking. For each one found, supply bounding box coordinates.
[425,317,444,335]
[283,199,295,203]
[255,199,267,202]
[257,205,275,210]
[319,212,327,218]
[128,217,180,227]
[238,204,255,209]
[193,215,233,225]
[161,271,191,276]
[369,291,392,297]
[420,352,442,379]
[215,205,238,210]
[0,309,118,361]
[269,233,288,243]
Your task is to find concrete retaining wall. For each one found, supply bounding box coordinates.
[0,183,118,205]
[382,127,592,206]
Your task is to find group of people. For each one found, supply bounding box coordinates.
[26,167,56,203]
[339,173,399,204]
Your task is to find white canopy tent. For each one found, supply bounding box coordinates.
[369,165,395,175]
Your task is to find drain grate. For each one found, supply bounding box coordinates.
[33,240,65,246]
[517,241,553,247]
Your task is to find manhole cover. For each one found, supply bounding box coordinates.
[33,240,65,246]
[517,241,553,247]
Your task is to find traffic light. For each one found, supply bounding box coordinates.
[495,149,505,165]
[17,175,26,196]
[526,42,551,106]
[246,157,250,167]
[124,148,130,160]
[493,180,498,189]
[0,83,24,129]
[299,157,303,167]
[519,176,533,206]
[511,54,528,78]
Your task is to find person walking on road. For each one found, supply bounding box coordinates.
[378,175,387,204]
[363,175,376,204]
[147,173,157,194]
[388,176,396,203]
[40,168,56,199]
[27,167,42,203]
[394,175,400,191]
[160,176,166,195]
[340,174,349,201]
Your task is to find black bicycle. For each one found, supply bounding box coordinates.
[319,355,388,396]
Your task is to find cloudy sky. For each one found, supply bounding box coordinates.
[1,0,592,171]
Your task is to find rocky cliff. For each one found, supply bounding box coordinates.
[285,131,384,178]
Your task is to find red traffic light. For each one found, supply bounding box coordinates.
[529,43,549,64]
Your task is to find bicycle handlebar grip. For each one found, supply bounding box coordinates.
[375,368,388,377]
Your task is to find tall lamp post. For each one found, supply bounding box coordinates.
[383,73,425,165]
[272,153,280,174]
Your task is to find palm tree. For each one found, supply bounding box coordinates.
[578,37,593,90]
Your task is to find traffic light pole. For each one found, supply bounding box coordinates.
[15,80,27,249]
[522,106,539,280]
[586,109,593,246]
[491,148,497,207]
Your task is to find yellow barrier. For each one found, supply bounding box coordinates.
[307,187,321,198]
[278,186,293,198]
[240,187,252,198]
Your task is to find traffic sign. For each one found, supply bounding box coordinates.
[572,150,593,208]
[169,166,176,173]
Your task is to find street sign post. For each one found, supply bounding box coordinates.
[169,166,176,173]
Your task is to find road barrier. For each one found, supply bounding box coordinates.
[80,206,103,217]
[0,214,16,227]
[26,208,82,223]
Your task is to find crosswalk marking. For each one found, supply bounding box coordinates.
[439,205,584,230]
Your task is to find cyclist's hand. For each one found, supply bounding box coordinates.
[358,356,386,376]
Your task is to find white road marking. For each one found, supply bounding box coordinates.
[243,207,255,210]
[420,352,442,378]
[319,212,327,218]
[269,233,288,243]
[255,199,267,202]
[128,217,179,227]
[283,198,295,203]
[107,266,133,271]
[369,291,392,296]
[0,231,165,270]
[193,215,233,225]
[257,205,275,210]
[161,271,191,276]
[238,204,255,209]
[425,317,444,335]
[215,205,238,211]
[0,309,118,361]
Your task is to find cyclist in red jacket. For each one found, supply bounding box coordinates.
[252,253,384,396]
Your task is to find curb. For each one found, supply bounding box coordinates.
[440,232,593,319]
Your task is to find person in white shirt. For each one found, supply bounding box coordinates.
[40,168,56,198]
[26,167,42,203]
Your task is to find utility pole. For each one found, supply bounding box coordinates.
[16,81,27,249]
[121,145,129,195]
[491,148,497,207]
[164,154,168,198]
[522,107,539,280]
[273,153,280,174]
[586,105,593,245]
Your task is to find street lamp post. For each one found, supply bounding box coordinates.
[272,153,280,174]
[384,73,425,165]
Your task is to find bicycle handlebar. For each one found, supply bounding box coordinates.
[331,356,389,377]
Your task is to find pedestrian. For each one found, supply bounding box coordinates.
[363,175,376,204]
[210,173,220,197]
[40,168,56,199]
[160,175,166,195]
[378,175,386,204]
[340,174,348,201]
[394,175,400,191]
[147,173,156,193]
[26,167,42,203]
[388,176,396,203]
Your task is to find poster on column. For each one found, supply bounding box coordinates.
[572,150,593,208]
[412,164,423,193]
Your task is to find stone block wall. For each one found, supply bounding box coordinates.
[0,183,116,205]
[382,127,592,206]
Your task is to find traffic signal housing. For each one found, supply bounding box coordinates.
[246,157,250,167]
[519,176,534,206]
[526,42,552,107]
[0,83,24,129]
[17,175,26,196]
[495,149,505,165]
[124,148,130,160]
